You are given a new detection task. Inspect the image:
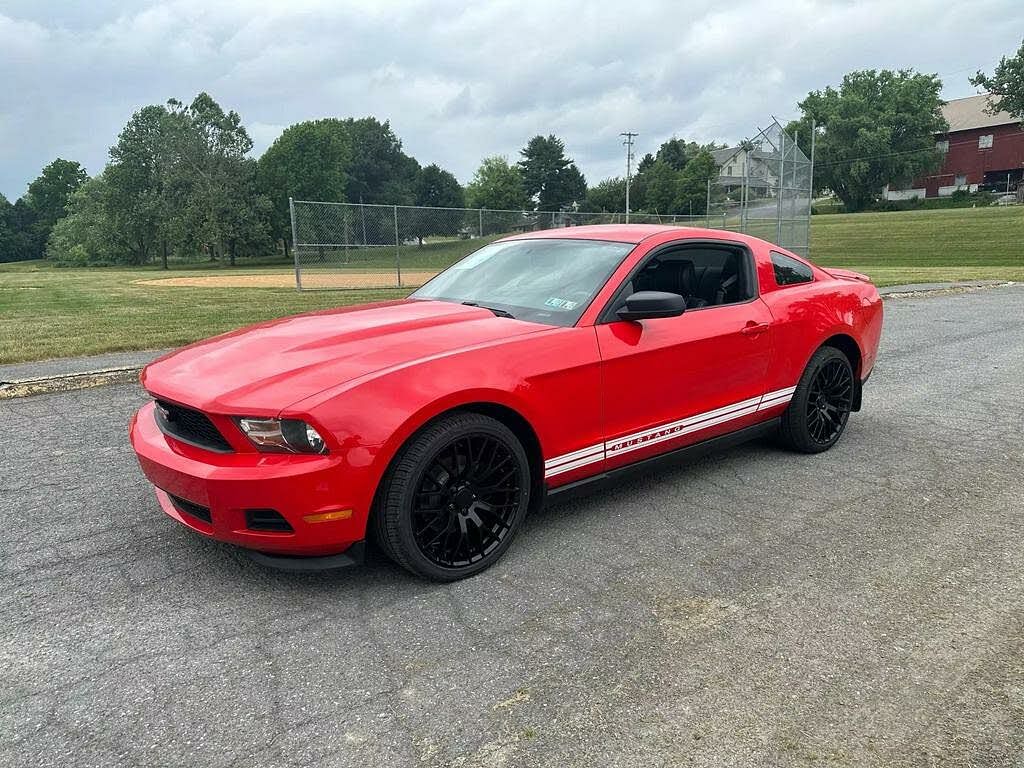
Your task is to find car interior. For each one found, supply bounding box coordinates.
[608,245,753,317]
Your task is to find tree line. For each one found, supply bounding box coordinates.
[0,97,726,267]
[3,40,1021,266]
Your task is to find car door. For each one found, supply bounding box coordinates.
[595,241,774,471]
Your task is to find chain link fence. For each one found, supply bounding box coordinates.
[706,118,813,255]
[288,202,705,290]
[290,120,811,290]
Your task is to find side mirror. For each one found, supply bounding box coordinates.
[616,291,686,322]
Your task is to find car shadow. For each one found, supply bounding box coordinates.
[162,436,790,598]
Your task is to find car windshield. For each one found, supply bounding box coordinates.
[411,238,634,326]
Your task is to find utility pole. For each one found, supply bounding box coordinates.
[621,132,637,223]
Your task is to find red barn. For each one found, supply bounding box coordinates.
[886,94,1023,199]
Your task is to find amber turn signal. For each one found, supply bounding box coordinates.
[302,508,353,524]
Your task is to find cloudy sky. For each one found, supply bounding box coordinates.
[2,0,1022,200]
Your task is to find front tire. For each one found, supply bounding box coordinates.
[778,346,855,453]
[374,412,531,581]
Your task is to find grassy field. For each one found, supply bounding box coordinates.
[0,261,405,364]
[810,206,1024,289]
[1,206,1021,364]
[811,206,1023,267]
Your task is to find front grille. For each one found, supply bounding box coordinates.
[167,493,213,524]
[155,399,232,452]
[245,509,294,533]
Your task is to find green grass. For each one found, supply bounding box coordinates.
[1,206,1020,363]
[812,206,1023,264]
[297,235,503,275]
[0,261,405,364]
[810,205,1024,285]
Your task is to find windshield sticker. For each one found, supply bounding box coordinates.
[544,297,579,311]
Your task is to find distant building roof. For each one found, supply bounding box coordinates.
[941,94,1017,132]
[711,147,739,164]
[711,146,776,166]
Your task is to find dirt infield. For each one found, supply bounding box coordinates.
[134,271,438,289]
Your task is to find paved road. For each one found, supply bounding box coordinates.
[2,286,1023,768]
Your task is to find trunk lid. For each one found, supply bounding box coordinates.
[824,267,873,283]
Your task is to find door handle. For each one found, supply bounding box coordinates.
[741,321,770,336]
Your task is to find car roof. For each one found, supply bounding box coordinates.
[502,224,729,245]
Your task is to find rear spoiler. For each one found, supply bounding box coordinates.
[823,267,872,284]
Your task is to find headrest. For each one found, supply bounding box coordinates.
[658,259,696,291]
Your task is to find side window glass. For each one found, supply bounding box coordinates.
[606,245,754,320]
[771,251,813,286]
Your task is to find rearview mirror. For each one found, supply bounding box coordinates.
[616,291,686,322]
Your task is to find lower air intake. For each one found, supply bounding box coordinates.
[245,509,294,533]
[168,493,212,524]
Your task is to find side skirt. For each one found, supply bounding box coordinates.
[544,418,780,505]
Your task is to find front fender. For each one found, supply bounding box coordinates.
[280,326,604,535]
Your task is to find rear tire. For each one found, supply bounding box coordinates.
[374,412,530,581]
[778,346,855,453]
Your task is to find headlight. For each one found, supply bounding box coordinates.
[237,417,328,454]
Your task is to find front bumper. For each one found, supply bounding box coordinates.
[130,401,368,557]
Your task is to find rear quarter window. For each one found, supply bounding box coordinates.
[771,251,813,286]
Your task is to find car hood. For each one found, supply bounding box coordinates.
[141,299,547,414]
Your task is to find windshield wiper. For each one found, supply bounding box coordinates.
[462,301,515,319]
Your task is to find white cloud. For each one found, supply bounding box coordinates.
[1,0,1022,198]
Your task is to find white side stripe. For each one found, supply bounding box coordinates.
[545,452,605,477]
[543,383,798,479]
[607,403,762,458]
[543,443,604,470]
[757,385,797,411]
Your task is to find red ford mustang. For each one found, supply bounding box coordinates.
[130,225,883,580]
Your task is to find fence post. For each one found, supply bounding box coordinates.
[393,205,402,288]
[808,118,816,257]
[741,155,749,233]
[289,197,302,291]
[478,208,484,238]
[705,179,711,229]
[776,129,785,245]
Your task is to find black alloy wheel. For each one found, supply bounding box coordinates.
[375,412,531,581]
[412,433,522,568]
[778,345,856,453]
[805,357,854,445]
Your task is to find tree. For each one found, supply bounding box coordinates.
[633,143,718,217]
[790,69,947,211]
[518,135,587,210]
[256,119,352,254]
[24,158,88,258]
[407,164,465,245]
[555,163,588,211]
[676,148,718,215]
[105,104,173,265]
[47,175,120,265]
[26,158,89,223]
[415,164,463,209]
[465,156,529,210]
[585,177,626,212]
[343,117,420,206]
[98,93,272,267]
[642,161,679,214]
[0,194,20,262]
[2,199,39,262]
[655,138,694,171]
[970,38,1024,122]
[163,93,271,265]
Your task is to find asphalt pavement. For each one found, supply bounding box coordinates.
[2,285,1023,767]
